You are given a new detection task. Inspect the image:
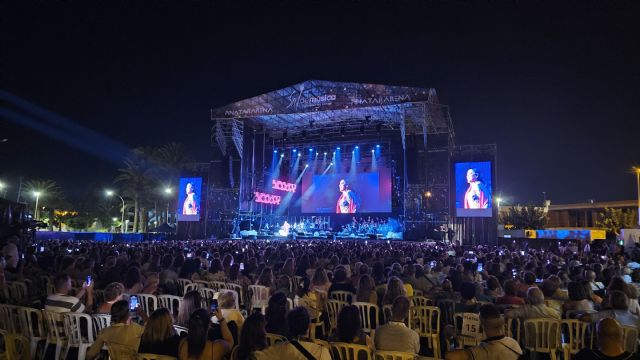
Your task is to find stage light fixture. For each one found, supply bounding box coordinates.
[371,149,375,153]
[309,148,313,151]
[376,144,380,148]
[297,153,301,157]
[305,164,309,168]
[324,152,327,155]
[316,152,319,156]
[293,149,297,152]
[337,147,341,150]
[355,146,359,149]
[274,149,278,153]
[280,154,284,158]
[330,162,333,165]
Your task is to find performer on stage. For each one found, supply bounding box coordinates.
[336,179,358,214]
[182,182,199,215]
[463,168,491,209]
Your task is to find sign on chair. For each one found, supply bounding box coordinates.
[461,313,482,340]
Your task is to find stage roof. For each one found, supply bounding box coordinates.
[211,80,454,138]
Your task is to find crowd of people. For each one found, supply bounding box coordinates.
[339,217,400,237]
[1,235,640,359]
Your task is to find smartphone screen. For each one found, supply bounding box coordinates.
[129,296,139,311]
[86,275,92,286]
[39,246,45,252]
[240,263,245,270]
[478,263,483,272]
[210,299,218,313]
[520,251,525,256]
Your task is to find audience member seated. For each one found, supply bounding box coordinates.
[328,267,357,298]
[178,308,233,360]
[562,281,595,317]
[219,290,244,337]
[45,273,93,313]
[505,287,560,320]
[235,313,268,360]
[87,300,144,359]
[580,290,640,329]
[574,318,635,360]
[456,282,481,313]
[382,276,407,306]
[496,279,525,306]
[356,274,377,304]
[138,307,180,357]
[445,304,522,360]
[176,290,203,327]
[97,282,125,314]
[374,296,420,354]
[516,272,536,298]
[265,291,289,337]
[295,277,321,321]
[257,307,331,360]
[329,305,374,352]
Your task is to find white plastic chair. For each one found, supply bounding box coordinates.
[183,283,200,295]
[42,310,68,360]
[223,283,245,308]
[92,314,111,333]
[176,279,192,296]
[63,312,96,360]
[330,291,354,304]
[173,325,188,336]
[157,295,182,317]
[16,306,46,359]
[330,341,372,360]
[523,318,561,360]
[135,294,158,316]
[327,300,348,332]
[248,285,269,313]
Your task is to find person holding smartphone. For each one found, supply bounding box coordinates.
[87,300,145,359]
[178,308,233,360]
[45,273,94,313]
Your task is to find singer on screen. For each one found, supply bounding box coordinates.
[336,179,358,214]
[182,182,199,215]
[464,168,491,209]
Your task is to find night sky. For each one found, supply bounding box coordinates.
[2,0,639,205]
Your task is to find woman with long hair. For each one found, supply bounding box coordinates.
[311,267,331,293]
[139,308,180,357]
[176,290,203,327]
[256,267,276,293]
[382,276,407,306]
[265,291,289,337]
[331,305,374,350]
[234,313,267,360]
[356,275,377,304]
[178,308,233,360]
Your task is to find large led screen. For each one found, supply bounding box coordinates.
[455,161,493,217]
[301,169,391,214]
[176,177,202,221]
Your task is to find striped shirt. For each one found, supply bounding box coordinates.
[45,293,85,313]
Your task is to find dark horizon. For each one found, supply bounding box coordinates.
[2,0,639,206]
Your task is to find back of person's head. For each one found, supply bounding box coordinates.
[104,282,124,302]
[384,276,406,304]
[596,318,624,350]
[124,266,142,289]
[265,292,287,327]
[177,291,203,326]
[53,273,70,293]
[312,267,328,285]
[141,308,174,344]
[609,290,630,310]
[276,275,290,291]
[218,290,236,310]
[186,309,210,359]
[287,307,310,338]
[526,287,545,305]
[567,281,587,301]
[523,271,536,285]
[391,296,410,321]
[111,300,130,323]
[460,282,476,301]
[479,304,504,335]
[486,276,501,291]
[540,279,558,298]
[504,279,518,296]
[336,305,362,343]
[237,313,267,359]
[333,267,347,283]
[297,277,311,297]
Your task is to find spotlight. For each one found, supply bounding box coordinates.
[274,149,277,153]
[305,164,309,168]
[355,146,359,149]
[324,152,327,155]
[376,144,380,148]
[371,149,374,153]
[293,149,297,152]
[330,162,333,165]
[337,147,341,150]
[297,153,301,157]
[280,154,284,158]
[309,148,313,151]
[316,152,319,156]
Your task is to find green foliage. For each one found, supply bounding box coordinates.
[500,204,548,230]
[23,179,65,207]
[596,207,638,237]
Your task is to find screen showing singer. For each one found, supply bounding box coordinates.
[455,161,492,217]
[336,179,358,214]
[176,177,202,221]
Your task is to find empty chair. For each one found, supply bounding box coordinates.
[208,281,227,291]
[330,342,373,360]
[16,306,46,359]
[183,283,199,295]
[561,319,591,360]
[327,300,348,332]
[157,295,182,317]
[63,312,96,360]
[523,318,561,360]
[135,294,158,316]
[411,306,440,359]
[248,285,269,313]
[621,325,638,354]
[42,310,68,360]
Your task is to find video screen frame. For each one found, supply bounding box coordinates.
[176,177,203,222]
[454,161,493,218]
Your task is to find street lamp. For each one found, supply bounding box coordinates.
[33,191,42,219]
[164,187,173,224]
[634,167,640,226]
[0,181,6,198]
[106,190,126,233]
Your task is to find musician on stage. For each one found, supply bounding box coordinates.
[182,182,199,215]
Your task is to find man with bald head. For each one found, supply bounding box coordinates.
[505,287,560,320]
[445,304,522,360]
[574,318,634,360]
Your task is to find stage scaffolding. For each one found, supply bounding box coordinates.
[210,80,456,240]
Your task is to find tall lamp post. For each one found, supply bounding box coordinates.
[164,187,173,224]
[106,190,126,233]
[496,197,502,222]
[0,181,6,198]
[634,167,640,227]
[33,191,41,219]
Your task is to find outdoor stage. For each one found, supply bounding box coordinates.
[174,80,497,243]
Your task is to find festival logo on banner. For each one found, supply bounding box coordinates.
[286,84,336,111]
[350,94,410,106]
[254,192,281,205]
[272,179,297,193]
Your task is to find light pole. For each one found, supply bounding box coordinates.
[634,167,640,226]
[106,190,126,233]
[0,181,6,198]
[164,187,173,224]
[33,191,42,219]
[496,197,502,221]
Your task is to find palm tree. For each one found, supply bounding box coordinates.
[22,179,65,221]
[115,147,158,232]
